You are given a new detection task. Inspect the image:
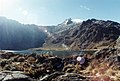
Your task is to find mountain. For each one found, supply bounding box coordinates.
[46,18,83,34]
[44,19,120,50]
[0,17,47,50]
[1,17,120,50]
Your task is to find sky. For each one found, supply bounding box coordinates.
[0,0,120,25]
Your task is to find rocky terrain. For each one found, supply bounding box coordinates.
[0,47,120,81]
[44,19,120,50]
[1,18,120,81]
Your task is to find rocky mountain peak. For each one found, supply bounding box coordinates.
[62,18,83,25]
[44,18,120,50]
[63,18,73,25]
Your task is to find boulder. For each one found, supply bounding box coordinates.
[40,72,64,81]
[54,73,86,81]
[0,71,33,81]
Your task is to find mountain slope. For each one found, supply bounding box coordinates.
[0,17,47,50]
[44,19,120,50]
[46,18,82,34]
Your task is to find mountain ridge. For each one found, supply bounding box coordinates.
[44,18,120,50]
[0,17,47,50]
[0,17,120,50]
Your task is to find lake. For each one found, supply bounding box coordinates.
[1,49,97,57]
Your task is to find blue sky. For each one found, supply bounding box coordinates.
[0,0,120,25]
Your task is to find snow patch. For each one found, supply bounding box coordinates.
[72,19,83,23]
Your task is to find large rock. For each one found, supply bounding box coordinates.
[0,71,33,81]
[40,72,64,81]
[54,73,86,81]
[40,72,87,81]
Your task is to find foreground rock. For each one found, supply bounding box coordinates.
[0,48,120,81]
[53,73,87,81]
[40,72,87,81]
[0,71,33,81]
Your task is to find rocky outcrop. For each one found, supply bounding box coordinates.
[44,19,120,50]
[0,71,33,81]
[40,72,87,81]
[1,48,120,81]
[53,73,87,81]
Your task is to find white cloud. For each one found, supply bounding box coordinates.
[80,5,90,11]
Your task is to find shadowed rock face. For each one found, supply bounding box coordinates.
[44,19,120,50]
[0,17,47,50]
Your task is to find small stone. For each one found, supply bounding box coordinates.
[17,57,25,62]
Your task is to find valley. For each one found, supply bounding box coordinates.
[0,17,120,81]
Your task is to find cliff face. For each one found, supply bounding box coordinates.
[0,17,47,50]
[44,19,120,50]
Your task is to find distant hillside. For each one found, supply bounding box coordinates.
[0,17,47,50]
[44,19,120,50]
